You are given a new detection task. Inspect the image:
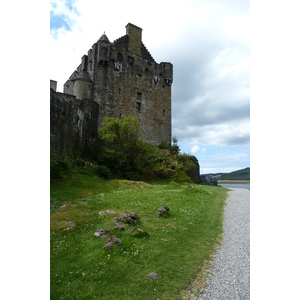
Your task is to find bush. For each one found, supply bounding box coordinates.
[124,171,140,181]
[98,116,141,173]
[95,165,112,179]
[50,153,71,181]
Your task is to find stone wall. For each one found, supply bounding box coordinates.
[50,87,99,155]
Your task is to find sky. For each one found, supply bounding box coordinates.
[50,0,250,174]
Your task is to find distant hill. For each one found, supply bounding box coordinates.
[203,167,250,180]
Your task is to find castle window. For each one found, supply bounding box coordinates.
[163,109,165,117]
[119,88,121,94]
[136,92,142,112]
[137,92,142,101]
[137,74,142,82]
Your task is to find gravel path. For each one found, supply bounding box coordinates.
[197,188,250,300]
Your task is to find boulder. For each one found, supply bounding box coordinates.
[114,212,140,224]
[113,224,127,231]
[199,175,218,186]
[157,206,170,217]
[187,156,201,184]
[128,227,143,236]
[94,228,109,239]
[103,236,122,250]
[147,272,159,281]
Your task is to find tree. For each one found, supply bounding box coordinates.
[98,116,141,173]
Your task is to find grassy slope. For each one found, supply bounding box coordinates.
[50,176,228,299]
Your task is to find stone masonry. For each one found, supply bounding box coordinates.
[51,23,173,155]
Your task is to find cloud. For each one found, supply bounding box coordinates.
[190,145,207,154]
[50,0,79,33]
[170,29,249,148]
[191,146,200,154]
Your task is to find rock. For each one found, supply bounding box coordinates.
[114,212,140,224]
[103,236,122,249]
[64,220,76,230]
[187,156,201,184]
[187,184,194,189]
[113,224,127,231]
[128,227,143,236]
[63,220,76,231]
[94,228,109,239]
[199,175,218,186]
[147,272,159,281]
[99,210,115,216]
[157,206,170,217]
[68,220,76,227]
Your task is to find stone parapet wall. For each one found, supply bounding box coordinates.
[50,89,99,155]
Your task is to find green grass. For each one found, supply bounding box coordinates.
[51,177,228,299]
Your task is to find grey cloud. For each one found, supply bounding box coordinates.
[166,15,249,147]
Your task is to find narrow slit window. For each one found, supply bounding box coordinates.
[136,92,142,112]
[137,92,142,101]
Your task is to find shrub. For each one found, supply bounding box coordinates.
[95,165,112,179]
[50,153,71,181]
[98,116,141,173]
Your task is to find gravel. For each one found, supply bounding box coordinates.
[197,188,250,300]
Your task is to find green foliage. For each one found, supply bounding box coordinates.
[158,136,180,155]
[171,136,180,153]
[50,152,71,181]
[51,116,199,183]
[98,116,141,173]
[95,165,112,179]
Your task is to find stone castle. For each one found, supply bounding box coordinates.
[50,23,173,155]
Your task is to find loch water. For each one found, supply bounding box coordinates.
[219,183,250,189]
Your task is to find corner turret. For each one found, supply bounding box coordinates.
[160,62,173,86]
[72,55,92,100]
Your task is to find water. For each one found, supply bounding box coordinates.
[219,183,250,189]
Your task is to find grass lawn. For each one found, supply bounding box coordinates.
[50,176,228,299]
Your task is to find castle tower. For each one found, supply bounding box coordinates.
[72,55,92,101]
[61,23,173,146]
